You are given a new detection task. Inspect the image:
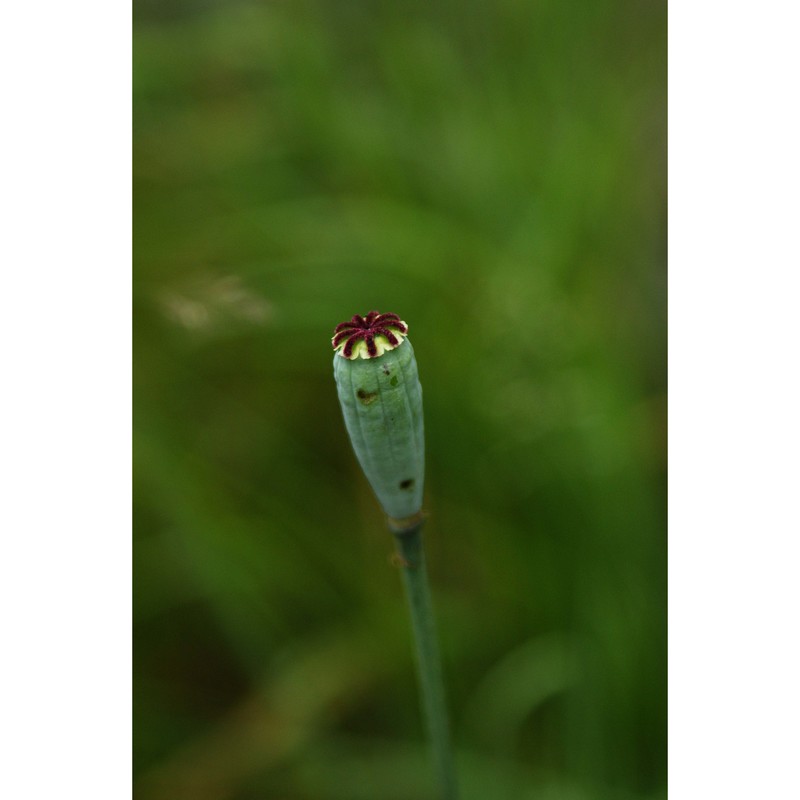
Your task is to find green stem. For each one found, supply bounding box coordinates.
[393,523,459,800]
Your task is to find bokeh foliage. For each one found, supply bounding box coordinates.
[134,1,666,797]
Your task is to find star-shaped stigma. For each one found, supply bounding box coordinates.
[332,311,409,359]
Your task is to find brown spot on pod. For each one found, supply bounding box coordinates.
[356,388,378,405]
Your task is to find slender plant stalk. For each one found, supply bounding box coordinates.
[331,311,458,795]
[393,522,459,800]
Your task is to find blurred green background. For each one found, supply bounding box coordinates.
[134,1,666,798]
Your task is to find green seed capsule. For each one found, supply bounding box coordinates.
[332,311,425,522]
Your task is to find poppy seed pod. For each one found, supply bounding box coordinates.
[332,311,425,524]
